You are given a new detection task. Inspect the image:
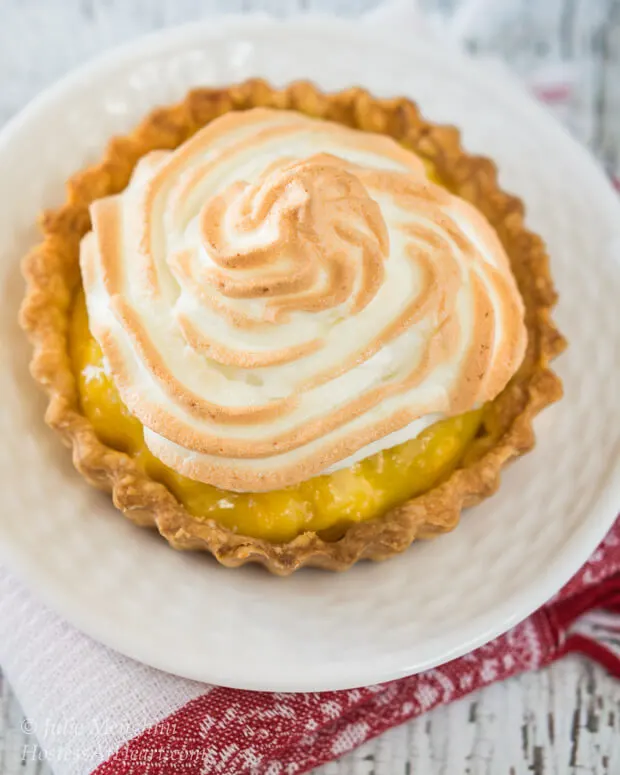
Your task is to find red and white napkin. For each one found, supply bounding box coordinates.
[2,4,619,775]
[1,520,619,775]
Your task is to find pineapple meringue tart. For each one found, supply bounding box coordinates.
[20,80,565,574]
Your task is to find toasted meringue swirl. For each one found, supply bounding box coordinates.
[80,108,527,491]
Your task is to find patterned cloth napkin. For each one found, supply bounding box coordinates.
[1,520,619,775]
[2,4,619,775]
[80,518,620,772]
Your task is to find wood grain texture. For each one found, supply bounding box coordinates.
[0,0,618,773]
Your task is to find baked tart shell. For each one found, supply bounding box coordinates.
[19,80,566,575]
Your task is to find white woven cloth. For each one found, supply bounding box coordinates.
[0,569,206,773]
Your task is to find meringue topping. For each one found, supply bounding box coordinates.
[80,108,527,491]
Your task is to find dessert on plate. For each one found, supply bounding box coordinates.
[20,80,565,574]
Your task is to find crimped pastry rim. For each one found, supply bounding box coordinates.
[19,79,566,575]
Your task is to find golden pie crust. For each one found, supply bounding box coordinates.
[19,79,566,575]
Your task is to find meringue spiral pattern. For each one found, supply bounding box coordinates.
[80,108,527,492]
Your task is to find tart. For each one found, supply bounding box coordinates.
[20,80,565,574]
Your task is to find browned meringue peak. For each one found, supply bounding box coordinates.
[80,107,527,492]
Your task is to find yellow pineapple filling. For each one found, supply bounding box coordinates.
[70,292,482,542]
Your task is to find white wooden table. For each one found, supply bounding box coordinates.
[1,1,619,773]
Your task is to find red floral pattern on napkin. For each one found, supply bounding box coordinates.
[93,518,620,775]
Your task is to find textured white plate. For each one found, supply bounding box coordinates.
[0,18,619,692]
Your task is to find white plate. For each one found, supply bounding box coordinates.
[0,18,619,692]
